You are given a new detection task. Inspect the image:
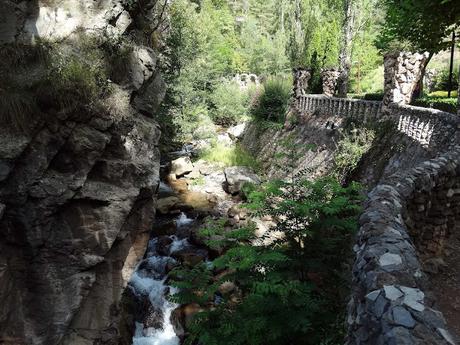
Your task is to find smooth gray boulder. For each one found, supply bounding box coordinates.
[224,166,261,194]
[171,157,194,177]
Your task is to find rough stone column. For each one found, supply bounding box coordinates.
[321,69,341,97]
[292,67,312,98]
[382,51,429,111]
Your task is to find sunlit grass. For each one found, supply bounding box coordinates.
[200,143,260,171]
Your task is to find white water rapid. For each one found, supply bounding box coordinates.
[130,213,194,345]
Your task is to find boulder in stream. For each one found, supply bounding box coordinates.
[171,157,194,177]
[224,166,261,194]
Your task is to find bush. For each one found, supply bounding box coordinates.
[433,70,459,92]
[362,92,384,101]
[334,126,375,181]
[173,104,217,141]
[170,177,363,345]
[412,97,457,114]
[0,90,37,131]
[251,76,292,123]
[210,81,250,126]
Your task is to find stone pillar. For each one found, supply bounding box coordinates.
[292,68,312,98]
[382,52,430,110]
[321,69,341,97]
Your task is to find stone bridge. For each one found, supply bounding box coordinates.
[291,52,460,344]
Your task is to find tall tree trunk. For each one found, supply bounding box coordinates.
[448,31,456,98]
[412,51,433,101]
[337,0,356,98]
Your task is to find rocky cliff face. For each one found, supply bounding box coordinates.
[0,1,166,344]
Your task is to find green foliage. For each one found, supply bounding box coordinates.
[251,76,292,123]
[428,90,458,98]
[412,96,458,114]
[432,69,459,92]
[170,177,363,345]
[0,41,53,131]
[0,90,37,132]
[334,126,375,181]
[160,0,353,142]
[200,143,260,170]
[210,81,251,126]
[354,92,384,101]
[378,0,460,53]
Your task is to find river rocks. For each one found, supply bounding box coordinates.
[224,166,261,194]
[227,123,247,140]
[171,303,203,339]
[171,157,194,177]
[171,248,207,267]
[157,196,181,214]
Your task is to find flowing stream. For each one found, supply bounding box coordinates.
[130,213,195,345]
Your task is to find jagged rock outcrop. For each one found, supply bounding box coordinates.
[0,1,166,344]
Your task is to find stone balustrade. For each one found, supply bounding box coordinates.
[346,146,460,345]
[295,94,383,122]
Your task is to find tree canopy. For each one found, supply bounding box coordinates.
[379,0,460,53]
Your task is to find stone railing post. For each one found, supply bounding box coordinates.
[321,68,341,97]
[382,52,429,112]
[292,67,312,98]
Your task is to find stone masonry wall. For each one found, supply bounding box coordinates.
[382,52,430,110]
[346,147,460,345]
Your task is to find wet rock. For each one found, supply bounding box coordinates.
[171,303,203,338]
[169,179,189,194]
[153,220,177,237]
[156,196,181,214]
[171,248,206,267]
[224,166,261,194]
[142,302,164,330]
[157,236,174,256]
[171,157,194,177]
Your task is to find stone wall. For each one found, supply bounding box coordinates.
[346,147,460,345]
[245,52,460,344]
[232,73,260,89]
[293,68,312,98]
[296,95,382,123]
[382,52,430,109]
[321,68,341,97]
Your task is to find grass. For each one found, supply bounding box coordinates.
[0,90,38,131]
[200,142,260,171]
[428,90,458,98]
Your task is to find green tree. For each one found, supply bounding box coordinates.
[378,0,460,53]
[170,177,362,345]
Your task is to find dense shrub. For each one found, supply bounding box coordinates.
[251,76,292,123]
[170,177,363,345]
[334,126,375,181]
[210,81,250,126]
[361,92,384,101]
[412,97,457,114]
[433,70,459,92]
